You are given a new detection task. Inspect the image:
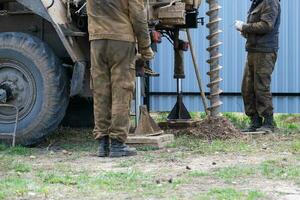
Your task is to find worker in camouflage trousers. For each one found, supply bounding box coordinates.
[235,0,281,133]
[87,0,154,157]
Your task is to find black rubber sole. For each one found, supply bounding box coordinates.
[98,148,109,157]
[98,152,109,157]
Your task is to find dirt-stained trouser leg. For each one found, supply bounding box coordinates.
[242,53,257,117]
[108,40,136,143]
[254,52,277,117]
[91,39,136,142]
[242,52,276,117]
[91,40,112,140]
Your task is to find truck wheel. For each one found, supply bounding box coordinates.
[0,32,69,146]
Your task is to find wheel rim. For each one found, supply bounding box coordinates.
[0,59,36,123]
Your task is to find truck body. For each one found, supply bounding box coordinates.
[0,0,201,145]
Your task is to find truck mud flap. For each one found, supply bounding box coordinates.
[70,61,86,96]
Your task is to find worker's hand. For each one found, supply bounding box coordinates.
[140,47,155,61]
[235,20,246,32]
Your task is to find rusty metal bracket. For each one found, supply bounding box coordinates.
[0,104,19,147]
[134,105,163,136]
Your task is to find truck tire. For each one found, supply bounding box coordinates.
[0,32,69,146]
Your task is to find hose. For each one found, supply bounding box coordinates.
[206,0,223,117]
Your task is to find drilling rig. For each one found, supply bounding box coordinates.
[0,0,222,145]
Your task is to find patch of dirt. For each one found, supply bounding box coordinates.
[175,117,242,140]
[283,116,300,124]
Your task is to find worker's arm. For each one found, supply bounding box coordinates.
[243,0,279,34]
[128,0,151,52]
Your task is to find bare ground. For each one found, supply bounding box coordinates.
[1,127,300,200]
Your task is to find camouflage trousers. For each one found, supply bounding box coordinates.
[90,40,136,142]
[242,52,277,117]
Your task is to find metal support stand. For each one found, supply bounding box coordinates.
[167,78,192,121]
[129,62,169,148]
[0,104,18,147]
[134,63,163,136]
[167,29,191,121]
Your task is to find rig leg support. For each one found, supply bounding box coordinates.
[168,29,191,121]
[206,0,223,117]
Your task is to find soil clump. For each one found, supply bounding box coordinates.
[170,117,242,140]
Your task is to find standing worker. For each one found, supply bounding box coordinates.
[235,0,281,133]
[86,0,154,157]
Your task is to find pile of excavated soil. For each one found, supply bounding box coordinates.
[173,117,242,140]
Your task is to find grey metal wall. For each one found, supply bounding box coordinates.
[149,0,300,113]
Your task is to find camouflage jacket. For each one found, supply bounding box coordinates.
[86,0,151,49]
[243,0,281,53]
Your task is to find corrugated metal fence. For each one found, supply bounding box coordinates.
[149,0,300,113]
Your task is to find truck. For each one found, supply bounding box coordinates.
[0,0,223,146]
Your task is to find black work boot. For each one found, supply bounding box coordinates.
[242,115,263,132]
[257,115,275,133]
[109,139,137,158]
[98,136,110,157]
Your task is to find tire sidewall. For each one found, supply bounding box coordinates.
[0,49,44,135]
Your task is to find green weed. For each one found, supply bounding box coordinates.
[204,188,244,200]
[116,159,138,168]
[290,140,300,153]
[0,177,29,199]
[137,146,159,151]
[169,135,251,154]
[14,163,31,173]
[42,173,78,185]
[213,165,256,182]
[7,146,32,156]
[186,171,209,177]
[247,190,265,200]
[223,112,250,129]
[197,188,264,200]
[259,160,300,180]
[0,144,7,151]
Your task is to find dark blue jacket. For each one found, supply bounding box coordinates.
[243,0,281,53]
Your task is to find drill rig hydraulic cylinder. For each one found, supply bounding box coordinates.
[173,30,185,79]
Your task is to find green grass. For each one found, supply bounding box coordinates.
[0,177,30,200]
[223,113,300,133]
[205,188,244,200]
[0,113,299,200]
[47,127,97,152]
[2,145,33,156]
[116,158,138,168]
[290,140,300,153]
[213,165,256,182]
[186,171,209,178]
[42,173,78,185]
[137,146,159,151]
[13,163,31,173]
[34,168,190,198]
[223,112,250,129]
[152,112,206,123]
[0,157,31,173]
[0,144,6,151]
[196,188,264,200]
[168,135,251,154]
[0,157,13,172]
[204,159,300,185]
[247,190,265,200]
[259,160,300,181]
